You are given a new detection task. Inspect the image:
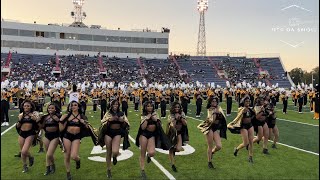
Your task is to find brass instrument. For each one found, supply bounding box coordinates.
[16,89,26,99]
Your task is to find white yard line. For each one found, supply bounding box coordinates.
[1,123,16,136]
[128,136,176,180]
[277,118,318,127]
[230,111,318,127]
[187,115,319,156]
[275,142,319,156]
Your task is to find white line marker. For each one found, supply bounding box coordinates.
[276,142,318,156]
[1,123,16,136]
[277,118,318,127]
[230,111,317,126]
[188,116,319,155]
[128,135,176,180]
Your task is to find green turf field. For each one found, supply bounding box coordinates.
[1,99,319,180]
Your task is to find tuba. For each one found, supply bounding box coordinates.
[85,81,90,88]
[48,81,55,88]
[96,81,102,88]
[62,81,69,89]
[37,80,45,89]
[10,81,19,88]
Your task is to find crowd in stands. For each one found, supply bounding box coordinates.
[1,54,183,84]
[1,53,288,86]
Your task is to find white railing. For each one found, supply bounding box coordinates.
[170,51,281,58]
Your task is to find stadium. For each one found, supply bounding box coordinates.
[1,0,319,180]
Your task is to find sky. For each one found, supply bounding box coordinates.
[1,0,319,72]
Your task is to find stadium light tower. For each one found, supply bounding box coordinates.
[71,0,86,23]
[197,0,208,56]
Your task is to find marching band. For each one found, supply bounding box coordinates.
[0,79,319,180]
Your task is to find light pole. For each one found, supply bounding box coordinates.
[197,0,208,56]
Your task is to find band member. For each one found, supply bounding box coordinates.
[121,93,129,117]
[303,90,308,107]
[314,85,319,120]
[79,92,88,115]
[1,89,11,126]
[227,96,255,163]
[270,91,277,107]
[16,100,40,172]
[142,91,149,107]
[18,89,26,112]
[198,96,227,169]
[59,101,97,180]
[52,91,61,112]
[170,90,175,105]
[160,96,167,118]
[166,102,189,172]
[155,89,161,110]
[11,86,19,107]
[202,90,208,100]
[180,93,189,115]
[100,90,108,120]
[218,88,223,102]
[38,103,61,175]
[196,94,203,117]
[297,90,303,113]
[135,101,171,179]
[309,89,315,112]
[91,88,99,113]
[225,88,232,116]
[98,100,130,178]
[236,88,241,105]
[293,90,298,106]
[60,88,66,106]
[252,97,270,154]
[266,104,279,149]
[132,90,140,112]
[280,91,288,114]
[37,87,45,112]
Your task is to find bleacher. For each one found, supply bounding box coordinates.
[1,53,292,88]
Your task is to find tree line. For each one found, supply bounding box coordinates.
[289,66,319,86]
